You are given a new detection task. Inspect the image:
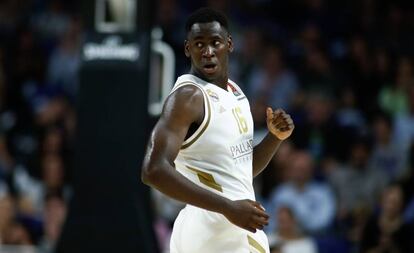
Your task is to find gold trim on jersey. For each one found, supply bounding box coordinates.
[180,82,212,150]
[247,235,266,253]
[186,166,222,192]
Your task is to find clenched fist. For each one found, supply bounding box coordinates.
[266,107,294,141]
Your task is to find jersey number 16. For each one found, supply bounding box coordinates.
[232,107,248,134]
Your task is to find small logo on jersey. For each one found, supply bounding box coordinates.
[206,89,219,102]
[227,83,241,96]
[230,139,253,164]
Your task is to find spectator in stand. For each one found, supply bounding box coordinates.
[2,221,33,245]
[360,184,414,253]
[268,206,317,253]
[343,36,375,114]
[12,153,67,218]
[300,46,338,98]
[369,111,407,182]
[371,48,392,91]
[41,154,65,196]
[378,57,414,116]
[39,193,67,253]
[41,127,64,156]
[400,143,414,224]
[0,48,5,110]
[328,138,387,220]
[230,27,263,87]
[334,87,366,162]
[267,150,336,234]
[248,45,298,142]
[295,23,322,59]
[248,44,299,112]
[0,193,14,244]
[0,133,14,179]
[256,141,295,200]
[393,85,414,154]
[335,87,366,132]
[327,138,388,245]
[47,17,81,100]
[31,0,71,41]
[291,92,340,162]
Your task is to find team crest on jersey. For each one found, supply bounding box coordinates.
[227,83,241,96]
[206,89,220,102]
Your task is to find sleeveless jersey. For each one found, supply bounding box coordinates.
[171,74,255,201]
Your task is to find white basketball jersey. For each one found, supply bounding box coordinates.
[171,74,255,201]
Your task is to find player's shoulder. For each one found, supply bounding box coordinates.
[162,76,204,122]
[174,74,209,89]
[171,74,206,99]
[169,74,213,108]
[171,85,203,103]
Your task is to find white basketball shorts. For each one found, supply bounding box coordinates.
[169,205,269,253]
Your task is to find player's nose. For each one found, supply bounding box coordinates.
[202,45,215,57]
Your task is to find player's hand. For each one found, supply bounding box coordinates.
[222,199,269,233]
[266,107,294,141]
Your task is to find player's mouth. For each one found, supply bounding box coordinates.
[203,63,218,74]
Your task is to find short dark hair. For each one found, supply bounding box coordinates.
[185,7,229,34]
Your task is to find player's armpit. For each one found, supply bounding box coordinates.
[142,85,204,184]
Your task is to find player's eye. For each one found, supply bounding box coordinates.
[213,40,221,46]
[196,42,203,48]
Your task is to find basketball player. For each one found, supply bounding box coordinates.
[141,8,294,253]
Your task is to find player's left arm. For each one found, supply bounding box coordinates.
[252,107,294,177]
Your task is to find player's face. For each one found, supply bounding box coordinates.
[185,21,233,83]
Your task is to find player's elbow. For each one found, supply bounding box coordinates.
[141,163,162,186]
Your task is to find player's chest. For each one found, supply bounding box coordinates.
[205,87,253,139]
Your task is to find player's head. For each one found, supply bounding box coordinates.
[184,8,233,84]
[185,7,229,35]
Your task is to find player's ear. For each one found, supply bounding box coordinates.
[227,35,234,53]
[184,40,190,57]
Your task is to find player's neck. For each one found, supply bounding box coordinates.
[211,76,229,90]
[190,68,228,90]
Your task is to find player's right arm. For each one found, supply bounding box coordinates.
[141,85,268,233]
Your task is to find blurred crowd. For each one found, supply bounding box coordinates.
[0,0,80,251]
[0,0,414,253]
[153,0,414,253]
